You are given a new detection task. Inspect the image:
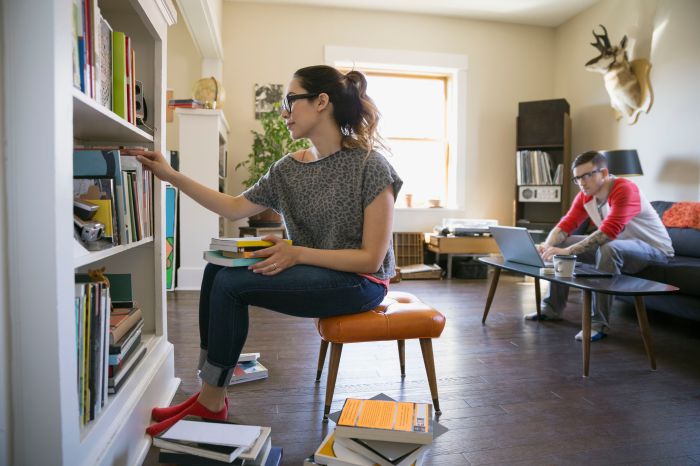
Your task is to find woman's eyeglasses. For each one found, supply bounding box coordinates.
[281,93,319,113]
[571,168,602,185]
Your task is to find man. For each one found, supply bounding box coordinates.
[526,151,673,341]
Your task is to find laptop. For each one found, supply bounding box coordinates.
[489,226,612,277]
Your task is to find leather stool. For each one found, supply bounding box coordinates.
[315,291,446,421]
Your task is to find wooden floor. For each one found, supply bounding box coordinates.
[145,272,700,465]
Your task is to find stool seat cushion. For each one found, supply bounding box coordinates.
[315,291,446,343]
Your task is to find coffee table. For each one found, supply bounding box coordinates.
[478,256,678,376]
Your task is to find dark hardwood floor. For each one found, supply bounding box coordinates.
[145,272,700,465]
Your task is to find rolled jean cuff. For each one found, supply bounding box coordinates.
[198,348,208,371]
[199,359,234,387]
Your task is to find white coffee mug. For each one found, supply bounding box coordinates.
[553,254,577,278]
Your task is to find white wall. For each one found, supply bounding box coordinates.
[216,3,556,232]
[554,0,700,201]
[166,3,204,152]
[0,0,11,462]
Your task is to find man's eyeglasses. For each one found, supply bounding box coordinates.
[281,93,319,113]
[571,168,602,185]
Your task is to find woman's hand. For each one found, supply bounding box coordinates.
[122,149,176,183]
[249,235,299,276]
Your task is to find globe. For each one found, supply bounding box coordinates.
[192,76,225,109]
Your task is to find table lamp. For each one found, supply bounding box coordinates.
[601,149,643,176]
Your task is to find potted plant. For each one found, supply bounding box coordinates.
[236,102,310,226]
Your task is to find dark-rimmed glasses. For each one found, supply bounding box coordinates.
[572,168,602,185]
[281,93,319,113]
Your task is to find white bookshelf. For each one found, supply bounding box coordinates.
[4,0,179,465]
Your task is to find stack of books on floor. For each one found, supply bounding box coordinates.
[308,398,433,466]
[204,237,291,267]
[155,416,281,466]
[230,353,268,385]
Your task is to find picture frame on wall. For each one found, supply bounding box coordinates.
[254,83,283,119]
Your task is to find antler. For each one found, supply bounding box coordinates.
[590,24,611,52]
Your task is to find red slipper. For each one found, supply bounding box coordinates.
[151,392,199,421]
[146,400,228,437]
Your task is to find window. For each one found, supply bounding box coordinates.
[362,72,449,208]
[327,46,468,210]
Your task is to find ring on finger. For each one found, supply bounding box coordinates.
[271,262,278,270]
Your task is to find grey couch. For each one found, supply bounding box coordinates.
[617,201,700,321]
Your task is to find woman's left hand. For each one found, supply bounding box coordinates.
[249,235,299,275]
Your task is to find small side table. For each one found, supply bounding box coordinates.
[238,226,286,238]
[427,235,499,279]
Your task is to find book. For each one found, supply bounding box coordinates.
[314,430,423,466]
[109,307,142,344]
[203,251,262,267]
[158,435,273,466]
[210,236,291,250]
[107,344,146,394]
[153,418,261,463]
[334,436,428,466]
[108,331,141,365]
[112,30,126,119]
[238,352,260,363]
[335,399,433,445]
[229,360,268,385]
[221,250,258,259]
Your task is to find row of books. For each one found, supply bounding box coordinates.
[203,237,291,268]
[74,272,145,426]
[307,398,433,466]
[74,149,154,248]
[72,0,139,123]
[154,416,281,465]
[516,150,563,186]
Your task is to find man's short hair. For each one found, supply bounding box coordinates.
[572,151,608,170]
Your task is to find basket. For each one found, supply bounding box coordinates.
[392,232,424,267]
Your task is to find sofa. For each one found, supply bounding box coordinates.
[616,201,700,321]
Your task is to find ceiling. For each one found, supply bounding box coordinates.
[225,0,600,27]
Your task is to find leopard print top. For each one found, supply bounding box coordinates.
[243,148,403,280]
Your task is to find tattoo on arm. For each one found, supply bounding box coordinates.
[545,227,568,247]
[568,230,611,255]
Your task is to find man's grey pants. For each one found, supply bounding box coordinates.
[543,236,668,326]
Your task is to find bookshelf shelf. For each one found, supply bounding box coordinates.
[73,88,154,144]
[74,236,154,268]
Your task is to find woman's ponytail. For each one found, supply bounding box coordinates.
[293,66,388,155]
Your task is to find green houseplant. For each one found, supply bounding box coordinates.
[236,103,310,225]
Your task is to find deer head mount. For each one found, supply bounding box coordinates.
[585,25,653,125]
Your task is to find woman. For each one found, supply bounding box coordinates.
[132,65,402,436]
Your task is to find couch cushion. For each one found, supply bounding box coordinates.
[651,201,700,258]
[633,255,700,296]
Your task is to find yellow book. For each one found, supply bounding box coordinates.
[89,199,114,238]
[210,236,291,252]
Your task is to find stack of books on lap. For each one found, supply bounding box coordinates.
[155,416,281,465]
[311,399,433,466]
[203,237,291,267]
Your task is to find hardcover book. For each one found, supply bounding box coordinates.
[210,236,291,250]
[335,399,433,445]
[203,251,262,268]
[229,360,268,385]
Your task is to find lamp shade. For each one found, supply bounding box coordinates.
[601,149,643,176]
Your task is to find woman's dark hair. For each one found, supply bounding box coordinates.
[293,65,386,154]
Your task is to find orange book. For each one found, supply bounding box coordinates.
[335,398,433,444]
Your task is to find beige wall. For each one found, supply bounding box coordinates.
[217,3,556,229]
[554,0,700,201]
[166,4,203,152]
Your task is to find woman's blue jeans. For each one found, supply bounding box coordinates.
[197,263,386,386]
